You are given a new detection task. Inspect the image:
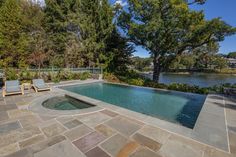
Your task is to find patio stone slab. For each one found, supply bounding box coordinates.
[8,109,33,119]
[63,119,82,129]
[0,100,5,105]
[4,149,33,157]
[229,131,236,154]
[100,110,119,117]
[192,122,228,151]
[78,112,111,128]
[132,133,161,152]
[29,135,66,153]
[85,147,110,157]
[56,116,74,124]
[204,148,233,157]
[95,124,116,137]
[0,111,9,122]
[130,148,162,157]
[105,116,142,137]
[41,123,66,137]
[228,126,236,133]
[100,134,129,157]
[138,125,170,144]
[0,104,17,111]
[38,115,56,121]
[19,115,42,127]
[16,101,29,106]
[0,125,41,148]
[64,125,93,141]
[19,134,45,149]
[0,143,19,156]
[117,141,140,157]
[73,131,106,153]
[159,134,204,157]
[0,121,21,134]
[34,140,85,157]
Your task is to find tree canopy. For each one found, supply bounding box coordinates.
[118,0,236,82]
[227,52,236,58]
[0,0,133,72]
[0,0,235,80]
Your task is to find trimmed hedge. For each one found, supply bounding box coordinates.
[103,72,234,95]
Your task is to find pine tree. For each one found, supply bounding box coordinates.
[105,29,134,74]
[0,0,29,68]
[78,0,114,66]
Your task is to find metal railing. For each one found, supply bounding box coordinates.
[0,67,103,78]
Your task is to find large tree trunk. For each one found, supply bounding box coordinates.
[153,56,162,83]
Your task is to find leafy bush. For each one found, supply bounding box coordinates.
[127,78,144,86]
[19,70,33,81]
[79,72,91,80]
[59,70,74,80]
[103,72,120,82]
[51,71,61,83]
[91,74,99,79]
[5,68,18,80]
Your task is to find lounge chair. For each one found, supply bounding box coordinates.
[2,80,24,97]
[32,79,51,92]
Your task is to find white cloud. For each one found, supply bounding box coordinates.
[115,0,128,7]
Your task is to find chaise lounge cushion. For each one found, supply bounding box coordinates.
[33,79,48,89]
[5,80,21,92]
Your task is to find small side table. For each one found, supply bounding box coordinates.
[22,83,31,91]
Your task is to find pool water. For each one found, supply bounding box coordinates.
[42,95,95,110]
[62,83,206,128]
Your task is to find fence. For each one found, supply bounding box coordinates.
[0,67,103,78]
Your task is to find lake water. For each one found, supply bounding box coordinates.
[143,73,236,87]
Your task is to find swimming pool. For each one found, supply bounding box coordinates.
[61,82,206,128]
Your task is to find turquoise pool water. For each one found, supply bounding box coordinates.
[62,83,206,128]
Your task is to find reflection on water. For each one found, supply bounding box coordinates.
[145,73,236,87]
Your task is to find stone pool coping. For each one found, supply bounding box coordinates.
[28,80,229,153]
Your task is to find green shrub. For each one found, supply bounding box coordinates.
[91,74,99,79]
[128,78,144,86]
[103,72,120,82]
[5,68,18,80]
[51,71,61,83]
[79,72,91,80]
[73,73,81,80]
[59,70,74,80]
[19,69,32,81]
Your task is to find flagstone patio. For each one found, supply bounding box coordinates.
[0,81,235,157]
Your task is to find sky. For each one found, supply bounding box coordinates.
[111,0,236,57]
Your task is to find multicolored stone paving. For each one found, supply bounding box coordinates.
[0,84,235,157]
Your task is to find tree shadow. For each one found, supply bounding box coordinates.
[228,126,236,133]
[176,96,206,129]
[207,95,223,100]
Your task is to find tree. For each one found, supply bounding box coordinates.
[185,0,206,5]
[105,29,134,74]
[213,56,228,71]
[0,0,29,68]
[227,52,236,58]
[118,0,236,82]
[43,0,79,67]
[194,42,219,69]
[77,0,114,66]
[132,57,152,71]
[65,36,84,68]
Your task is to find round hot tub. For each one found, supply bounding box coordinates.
[42,95,95,110]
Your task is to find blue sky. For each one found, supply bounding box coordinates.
[111,0,236,57]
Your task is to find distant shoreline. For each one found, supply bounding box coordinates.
[141,69,236,75]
